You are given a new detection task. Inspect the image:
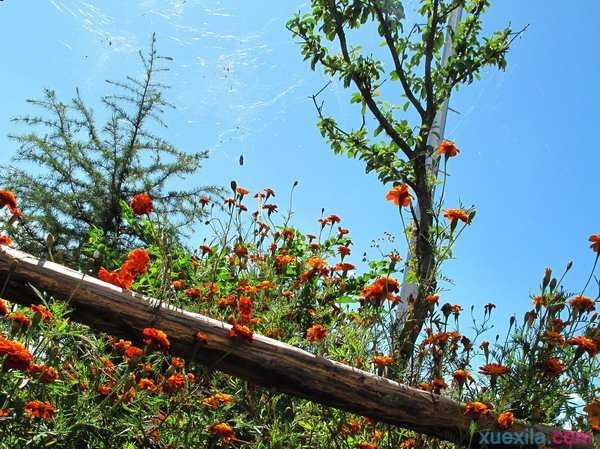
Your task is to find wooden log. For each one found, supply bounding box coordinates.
[0,246,594,449]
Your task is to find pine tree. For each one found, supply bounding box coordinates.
[1,34,220,263]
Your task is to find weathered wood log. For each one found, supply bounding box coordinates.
[0,246,594,449]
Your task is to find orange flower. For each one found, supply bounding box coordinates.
[543,358,565,377]
[452,369,471,385]
[307,256,326,270]
[399,438,416,449]
[436,139,459,157]
[122,248,150,276]
[210,422,236,442]
[543,330,565,346]
[238,296,253,318]
[124,346,145,360]
[479,363,510,376]
[569,295,595,313]
[443,208,471,225]
[357,443,376,449]
[337,245,351,257]
[97,384,112,395]
[228,322,253,342]
[360,277,400,303]
[532,295,546,307]
[195,331,209,343]
[567,336,598,356]
[185,287,201,299]
[236,186,249,197]
[28,364,59,383]
[307,324,327,342]
[0,409,10,417]
[172,279,185,290]
[334,262,356,272]
[497,411,515,430]
[385,184,412,207]
[340,419,362,436]
[372,355,393,366]
[142,328,170,352]
[589,234,600,253]
[164,373,186,392]
[138,378,157,392]
[9,312,30,328]
[202,393,233,409]
[0,235,12,246]
[199,196,211,207]
[24,401,55,421]
[30,304,53,321]
[0,189,22,218]
[0,299,8,316]
[431,378,448,392]
[130,193,153,215]
[425,294,439,305]
[464,401,492,417]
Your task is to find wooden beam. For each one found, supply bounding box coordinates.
[0,247,594,449]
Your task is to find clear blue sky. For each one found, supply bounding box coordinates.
[1,1,599,329]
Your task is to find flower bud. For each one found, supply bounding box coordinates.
[542,267,552,291]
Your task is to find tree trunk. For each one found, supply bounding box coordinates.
[0,246,593,449]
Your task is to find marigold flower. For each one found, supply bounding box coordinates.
[164,373,186,392]
[589,234,600,253]
[210,422,236,441]
[0,409,10,417]
[567,336,598,356]
[228,322,253,342]
[0,189,22,218]
[24,401,55,421]
[97,384,112,395]
[307,324,327,342]
[431,378,448,392]
[112,339,132,351]
[9,312,30,328]
[171,357,185,370]
[532,295,546,307]
[334,262,356,272]
[195,331,209,343]
[385,184,412,207]
[122,248,150,276]
[357,443,376,449]
[326,214,341,224]
[436,139,459,157]
[142,328,170,352]
[543,358,565,377]
[124,346,145,360]
[569,295,596,313]
[497,411,515,430]
[30,304,53,321]
[338,245,351,257]
[372,355,393,366]
[464,401,492,417]
[138,378,157,392]
[399,438,416,449]
[0,235,12,246]
[543,330,565,346]
[236,186,249,197]
[443,208,471,225]
[340,419,362,436]
[202,392,233,409]
[0,299,8,316]
[185,287,201,299]
[452,369,471,384]
[172,279,185,290]
[130,193,153,215]
[360,277,400,304]
[199,196,211,207]
[307,256,326,270]
[479,363,510,376]
[28,364,59,383]
[425,294,439,305]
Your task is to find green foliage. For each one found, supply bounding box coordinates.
[1,34,221,264]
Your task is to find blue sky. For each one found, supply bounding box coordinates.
[1,0,599,330]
